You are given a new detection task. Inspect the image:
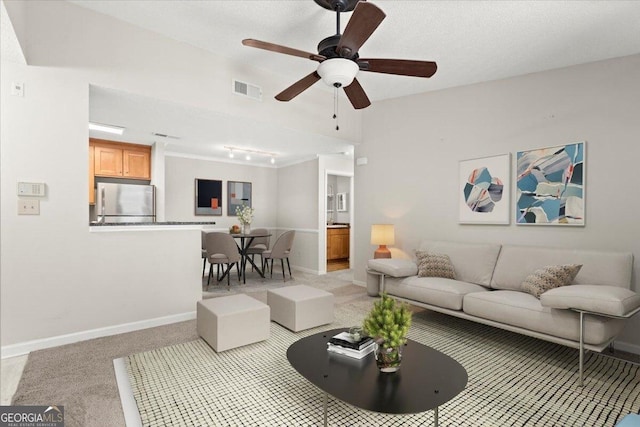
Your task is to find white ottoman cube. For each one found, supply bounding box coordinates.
[197,294,270,352]
[267,285,334,332]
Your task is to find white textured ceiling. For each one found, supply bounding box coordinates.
[57,1,640,165]
[69,0,640,101]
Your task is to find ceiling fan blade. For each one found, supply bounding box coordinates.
[358,58,438,78]
[336,2,386,58]
[275,72,321,102]
[242,39,326,62]
[344,78,371,109]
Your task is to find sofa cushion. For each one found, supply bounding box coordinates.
[416,251,456,279]
[367,258,417,277]
[417,240,501,286]
[540,285,640,317]
[521,264,582,298]
[491,245,633,291]
[463,290,624,345]
[385,276,489,311]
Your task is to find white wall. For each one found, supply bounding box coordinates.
[0,62,202,352]
[354,54,640,352]
[0,0,360,353]
[275,159,319,273]
[164,155,278,229]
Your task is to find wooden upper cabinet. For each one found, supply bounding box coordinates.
[90,138,151,179]
[94,144,124,177]
[123,148,151,179]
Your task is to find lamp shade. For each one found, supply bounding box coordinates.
[370,224,395,245]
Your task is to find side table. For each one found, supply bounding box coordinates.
[365,268,386,296]
[572,305,640,387]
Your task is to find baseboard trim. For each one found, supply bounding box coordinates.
[290,265,320,275]
[614,340,640,355]
[1,311,196,359]
[353,279,366,287]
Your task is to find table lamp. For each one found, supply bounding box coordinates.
[371,224,395,259]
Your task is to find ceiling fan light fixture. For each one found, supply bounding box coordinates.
[317,58,359,88]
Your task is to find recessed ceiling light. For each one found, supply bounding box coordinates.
[88,122,124,135]
[270,156,276,164]
[246,154,251,161]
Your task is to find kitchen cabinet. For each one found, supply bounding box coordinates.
[327,227,350,260]
[89,138,152,205]
[89,145,95,204]
[90,139,151,179]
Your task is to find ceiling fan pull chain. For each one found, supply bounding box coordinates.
[333,87,340,131]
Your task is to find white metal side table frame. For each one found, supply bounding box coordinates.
[573,305,640,387]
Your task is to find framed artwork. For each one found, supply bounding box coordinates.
[195,178,222,216]
[516,141,585,226]
[336,192,348,212]
[228,181,252,216]
[459,153,511,224]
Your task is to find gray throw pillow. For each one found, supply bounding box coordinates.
[415,250,456,279]
[521,264,583,298]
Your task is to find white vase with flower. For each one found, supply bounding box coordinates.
[236,204,255,234]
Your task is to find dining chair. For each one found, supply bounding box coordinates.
[245,228,270,272]
[201,230,209,278]
[262,230,296,282]
[204,232,242,289]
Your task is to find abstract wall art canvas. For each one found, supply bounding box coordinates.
[459,153,511,224]
[516,142,585,226]
[228,181,252,216]
[195,178,222,216]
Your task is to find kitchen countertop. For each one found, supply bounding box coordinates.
[90,221,216,232]
[327,224,349,228]
[90,221,216,226]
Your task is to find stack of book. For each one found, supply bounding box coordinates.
[326,331,375,359]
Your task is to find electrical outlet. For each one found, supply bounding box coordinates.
[18,199,40,215]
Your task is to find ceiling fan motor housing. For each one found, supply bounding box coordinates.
[317,58,359,87]
[313,0,360,12]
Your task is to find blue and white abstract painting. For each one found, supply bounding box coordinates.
[459,153,510,224]
[516,142,585,225]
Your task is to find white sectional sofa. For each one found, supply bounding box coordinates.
[366,240,640,384]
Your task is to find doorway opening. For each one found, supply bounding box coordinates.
[326,174,352,272]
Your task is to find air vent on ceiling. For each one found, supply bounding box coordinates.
[233,79,262,101]
[152,132,180,139]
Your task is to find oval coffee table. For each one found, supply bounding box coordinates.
[287,328,467,426]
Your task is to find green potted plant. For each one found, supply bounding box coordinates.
[362,293,412,372]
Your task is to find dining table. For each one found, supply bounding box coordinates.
[230,232,272,283]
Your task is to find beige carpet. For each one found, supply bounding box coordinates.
[11,270,363,427]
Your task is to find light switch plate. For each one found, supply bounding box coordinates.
[18,199,40,215]
[11,82,24,97]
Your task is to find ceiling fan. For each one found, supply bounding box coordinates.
[242,0,437,110]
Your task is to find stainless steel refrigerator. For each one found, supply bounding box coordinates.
[96,183,156,223]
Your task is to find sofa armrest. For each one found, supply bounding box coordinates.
[540,285,640,317]
[367,258,418,278]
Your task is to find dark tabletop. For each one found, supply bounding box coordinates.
[287,328,467,414]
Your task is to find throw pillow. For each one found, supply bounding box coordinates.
[521,264,583,298]
[415,250,456,279]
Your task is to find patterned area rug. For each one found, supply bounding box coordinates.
[123,299,640,426]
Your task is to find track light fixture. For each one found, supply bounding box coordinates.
[224,146,277,164]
